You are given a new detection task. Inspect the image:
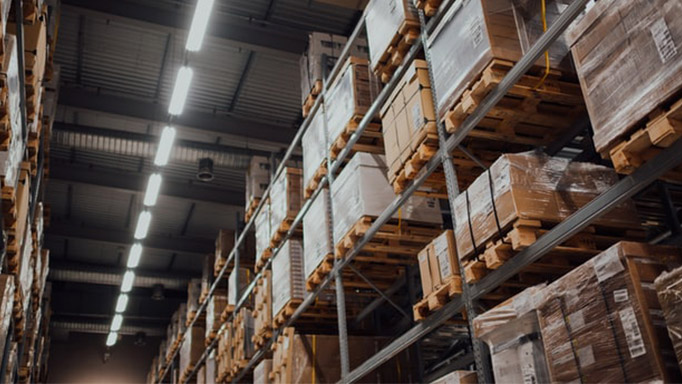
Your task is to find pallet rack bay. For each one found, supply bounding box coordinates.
[155,0,682,383]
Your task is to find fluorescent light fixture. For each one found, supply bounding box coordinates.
[121,270,136,293]
[106,332,118,347]
[134,211,152,240]
[126,244,143,269]
[144,174,163,206]
[111,314,123,332]
[186,0,215,51]
[115,294,129,313]
[168,66,193,115]
[154,126,176,166]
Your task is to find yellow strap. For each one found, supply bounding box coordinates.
[311,335,317,384]
[533,0,551,90]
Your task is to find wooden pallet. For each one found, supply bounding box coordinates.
[390,122,439,194]
[444,59,585,146]
[328,117,384,160]
[462,218,645,286]
[412,276,462,321]
[219,304,236,323]
[255,248,272,273]
[302,80,323,118]
[273,299,302,328]
[268,217,302,250]
[251,327,272,351]
[373,19,421,83]
[185,310,197,327]
[303,161,327,200]
[244,197,261,223]
[416,0,442,16]
[608,96,682,180]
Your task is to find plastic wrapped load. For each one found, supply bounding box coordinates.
[365,0,418,71]
[232,308,255,365]
[254,358,272,384]
[453,151,640,260]
[245,156,270,207]
[473,285,550,383]
[269,168,302,240]
[303,188,332,281]
[536,242,682,383]
[429,371,477,384]
[299,32,369,103]
[655,266,682,372]
[253,271,272,341]
[214,229,234,273]
[177,303,188,335]
[302,106,327,190]
[13,164,31,265]
[205,292,227,340]
[0,275,14,365]
[255,202,271,260]
[567,0,682,154]
[324,58,380,149]
[417,230,460,297]
[272,239,305,317]
[179,325,205,377]
[216,328,231,381]
[17,217,33,312]
[205,351,216,384]
[331,152,442,244]
[428,0,573,118]
[381,59,436,182]
[0,35,23,189]
[187,278,202,315]
[228,267,251,307]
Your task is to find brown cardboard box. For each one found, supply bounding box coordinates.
[7,11,46,82]
[179,325,206,376]
[365,0,419,71]
[418,248,433,296]
[253,271,272,342]
[655,266,682,372]
[428,245,442,289]
[429,370,477,384]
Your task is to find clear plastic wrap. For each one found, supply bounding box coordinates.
[567,0,682,153]
[233,308,255,364]
[331,152,442,243]
[418,230,459,296]
[302,106,327,189]
[272,239,305,317]
[429,370,477,384]
[655,266,682,372]
[453,151,640,259]
[365,0,418,69]
[245,156,270,206]
[254,358,272,384]
[187,278,202,314]
[179,325,206,377]
[269,168,302,241]
[536,242,682,383]
[428,0,573,118]
[303,188,332,281]
[0,275,14,366]
[324,58,380,147]
[18,218,33,311]
[228,268,250,307]
[0,36,23,189]
[255,202,271,260]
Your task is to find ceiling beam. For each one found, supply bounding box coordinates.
[47,219,214,255]
[60,0,307,57]
[49,163,245,207]
[51,320,166,337]
[49,263,191,291]
[58,88,296,144]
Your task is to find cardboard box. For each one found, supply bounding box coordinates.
[255,202,271,261]
[567,0,682,154]
[254,358,272,384]
[0,35,23,189]
[0,275,14,364]
[232,308,255,367]
[245,156,270,207]
[301,106,327,189]
[655,266,682,372]
[269,168,302,240]
[228,268,251,307]
[205,351,216,384]
[8,10,47,84]
[365,0,419,71]
[215,229,235,265]
[418,248,433,296]
[272,239,305,317]
[253,271,272,340]
[187,278,202,314]
[205,293,227,339]
[179,325,206,377]
[302,188,333,281]
[453,152,640,260]
[429,370,477,384]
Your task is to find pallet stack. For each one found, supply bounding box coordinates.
[245,156,269,222]
[230,308,255,377]
[252,271,272,351]
[179,324,205,383]
[186,278,203,326]
[204,290,227,347]
[271,239,305,328]
[655,266,682,371]
[213,229,234,278]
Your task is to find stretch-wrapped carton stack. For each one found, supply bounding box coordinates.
[179,325,205,378]
[232,308,255,368]
[0,35,23,189]
[269,168,302,241]
[228,267,250,307]
[272,239,305,317]
[213,229,234,277]
[655,266,682,371]
[429,371,477,384]
[302,188,332,282]
[0,275,14,364]
[205,292,227,341]
[365,0,418,73]
[254,358,272,384]
[253,271,272,342]
[255,202,271,262]
[417,230,460,297]
[187,278,202,317]
[301,106,327,191]
[245,156,270,209]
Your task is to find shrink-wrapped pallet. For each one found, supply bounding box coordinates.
[417,230,459,297]
[254,358,272,384]
[269,168,302,240]
[536,242,682,382]
[0,35,23,189]
[302,188,332,281]
[301,106,327,190]
[179,325,206,377]
[453,151,640,259]
[655,266,682,372]
[255,203,271,260]
[567,0,682,154]
[232,308,255,366]
[272,239,305,317]
[428,0,573,117]
[205,351,216,384]
[0,275,14,363]
[205,292,227,340]
[187,278,202,316]
[429,370,477,384]
[214,229,234,275]
[253,271,272,343]
[331,152,442,244]
[228,267,251,307]
[245,156,270,208]
[365,0,418,71]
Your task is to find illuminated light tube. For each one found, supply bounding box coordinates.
[168,66,193,115]
[154,126,176,166]
[134,211,152,240]
[126,244,143,269]
[121,270,136,293]
[106,332,118,347]
[111,314,123,332]
[144,174,163,207]
[186,0,215,51]
[115,294,129,313]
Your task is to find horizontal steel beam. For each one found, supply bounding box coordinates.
[59,88,296,144]
[49,164,244,207]
[49,265,190,291]
[61,0,307,57]
[51,320,166,337]
[46,219,214,255]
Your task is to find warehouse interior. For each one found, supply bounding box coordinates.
[1,0,682,383]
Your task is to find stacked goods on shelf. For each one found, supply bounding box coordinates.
[255,201,271,271]
[216,327,231,382]
[179,324,206,382]
[254,358,272,384]
[365,0,419,82]
[271,239,305,327]
[453,152,642,288]
[303,188,332,290]
[316,152,442,291]
[230,308,255,376]
[166,304,187,362]
[200,253,214,304]
[299,32,368,117]
[227,267,251,311]
[213,229,234,276]
[429,371,477,384]
[268,167,302,251]
[567,0,682,177]
[270,327,412,383]
[0,275,14,365]
[205,291,227,346]
[205,351,217,384]
[536,242,682,382]
[301,106,327,199]
[252,270,272,350]
[655,266,682,370]
[429,0,584,149]
[3,342,17,383]
[245,156,269,222]
[0,35,23,194]
[12,164,33,337]
[413,230,462,320]
[415,0,442,17]
[186,278,203,325]
[17,0,43,24]
[325,57,382,160]
[472,284,550,383]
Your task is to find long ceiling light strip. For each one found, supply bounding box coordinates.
[106,0,215,348]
